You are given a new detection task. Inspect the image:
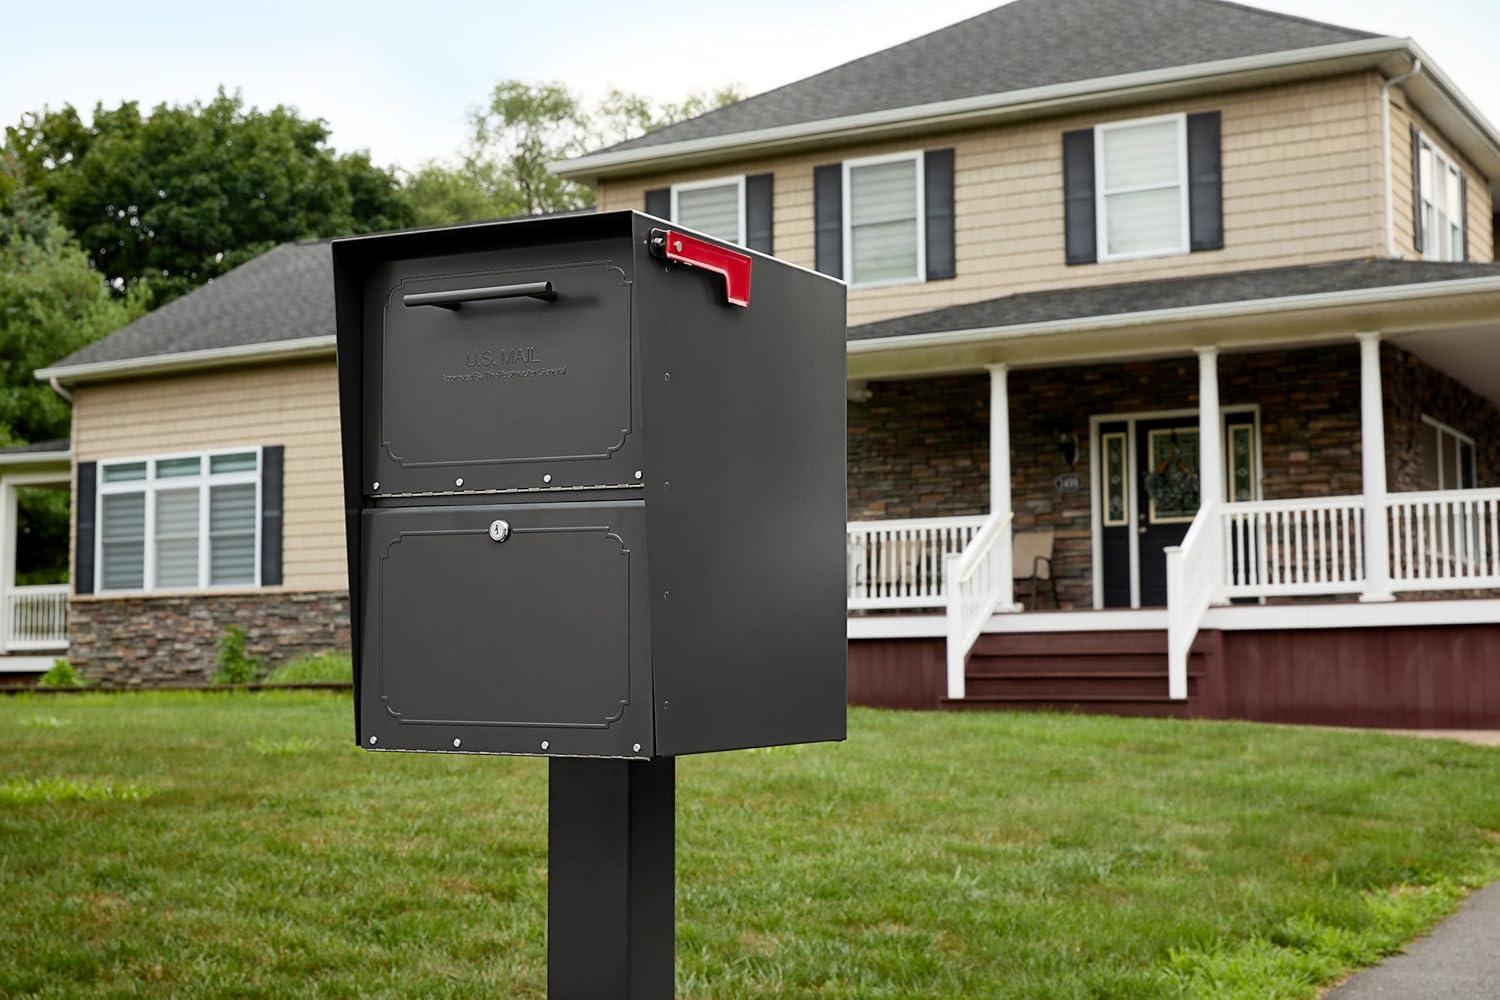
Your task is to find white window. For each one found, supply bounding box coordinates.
[97,449,262,593]
[843,151,925,287]
[1095,114,1189,262]
[1419,416,1477,491]
[670,176,745,245]
[1418,135,1466,262]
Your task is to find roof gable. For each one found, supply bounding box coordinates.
[594,0,1375,155]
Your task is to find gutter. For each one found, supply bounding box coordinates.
[555,36,1408,179]
[36,335,337,386]
[0,448,73,467]
[1382,56,1423,258]
[845,273,1500,355]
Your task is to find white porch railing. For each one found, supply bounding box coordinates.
[1165,488,1500,698]
[1389,488,1500,590]
[846,515,987,610]
[945,510,1015,699]
[1222,495,1368,599]
[7,583,68,651]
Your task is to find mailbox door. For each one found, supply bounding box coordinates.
[365,243,642,495]
[358,499,652,757]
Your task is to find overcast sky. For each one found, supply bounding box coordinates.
[5,1,1499,172]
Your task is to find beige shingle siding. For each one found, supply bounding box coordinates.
[1390,95,1494,263]
[71,359,346,594]
[603,73,1391,326]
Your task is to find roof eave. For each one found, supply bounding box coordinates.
[0,449,73,469]
[845,274,1500,377]
[36,336,336,386]
[554,36,1410,182]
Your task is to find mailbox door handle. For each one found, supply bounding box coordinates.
[402,281,556,310]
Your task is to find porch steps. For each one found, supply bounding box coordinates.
[939,629,1223,717]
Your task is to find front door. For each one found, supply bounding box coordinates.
[1135,418,1200,606]
[1098,412,1257,608]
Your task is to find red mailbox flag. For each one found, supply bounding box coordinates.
[653,229,752,307]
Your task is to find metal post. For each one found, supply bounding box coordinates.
[548,757,675,1000]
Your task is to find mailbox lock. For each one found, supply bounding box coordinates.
[489,519,511,543]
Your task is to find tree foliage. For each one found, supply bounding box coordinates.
[5,89,413,305]
[0,161,134,445]
[406,81,744,226]
[0,162,134,585]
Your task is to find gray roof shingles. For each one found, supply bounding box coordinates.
[53,240,334,369]
[48,245,1500,372]
[593,0,1377,155]
[848,259,1500,340]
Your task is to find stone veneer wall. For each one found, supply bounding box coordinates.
[845,344,1448,609]
[1384,344,1500,492]
[67,591,350,686]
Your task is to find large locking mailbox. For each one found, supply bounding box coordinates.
[332,211,847,759]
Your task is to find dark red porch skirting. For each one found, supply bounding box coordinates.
[850,623,1500,728]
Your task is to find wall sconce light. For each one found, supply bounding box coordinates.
[1055,428,1079,469]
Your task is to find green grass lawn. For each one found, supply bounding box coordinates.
[3,693,1499,998]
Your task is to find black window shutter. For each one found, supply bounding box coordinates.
[1062,129,1096,265]
[745,173,773,254]
[260,446,284,586]
[924,148,956,280]
[74,461,96,595]
[813,164,843,278]
[1187,112,1224,252]
[644,187,670,220]
[1411,124,1424,255]
[1460,173,1469,261]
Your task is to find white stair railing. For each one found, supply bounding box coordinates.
[846,516,988,610]
[1388,488,1500,591]
[1164,503,1222,701]
[944,510,1014,700]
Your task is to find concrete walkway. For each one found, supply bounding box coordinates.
[1329,882,1500,998]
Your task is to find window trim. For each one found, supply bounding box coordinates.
[95,446,264,594]
[1420,414,1478,489]
[1416,133,1466,262]
[1093,112,1190,264]
[669,174,746,246]
[841,150,927,290]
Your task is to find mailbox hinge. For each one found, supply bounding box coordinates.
[648,228,751,307]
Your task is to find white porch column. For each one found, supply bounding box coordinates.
[988,363,1017,615]
[1196,347,1223,510]
[988,364,1011,518]
[1358,332,1395,601]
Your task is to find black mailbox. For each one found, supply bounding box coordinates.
[332,211,848,759]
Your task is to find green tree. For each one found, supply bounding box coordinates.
[6,89,413,304]
[0,164,134,445]
[406,81,744,226]
[0,162,135,586]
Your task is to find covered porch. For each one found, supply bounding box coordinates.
[844,263,1500,715]
[0,441,72,681]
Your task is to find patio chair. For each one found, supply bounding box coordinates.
[1013,529,1058,609]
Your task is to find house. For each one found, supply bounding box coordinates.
[34,0,1500,726]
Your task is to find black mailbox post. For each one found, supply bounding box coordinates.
[332,211,847,997]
